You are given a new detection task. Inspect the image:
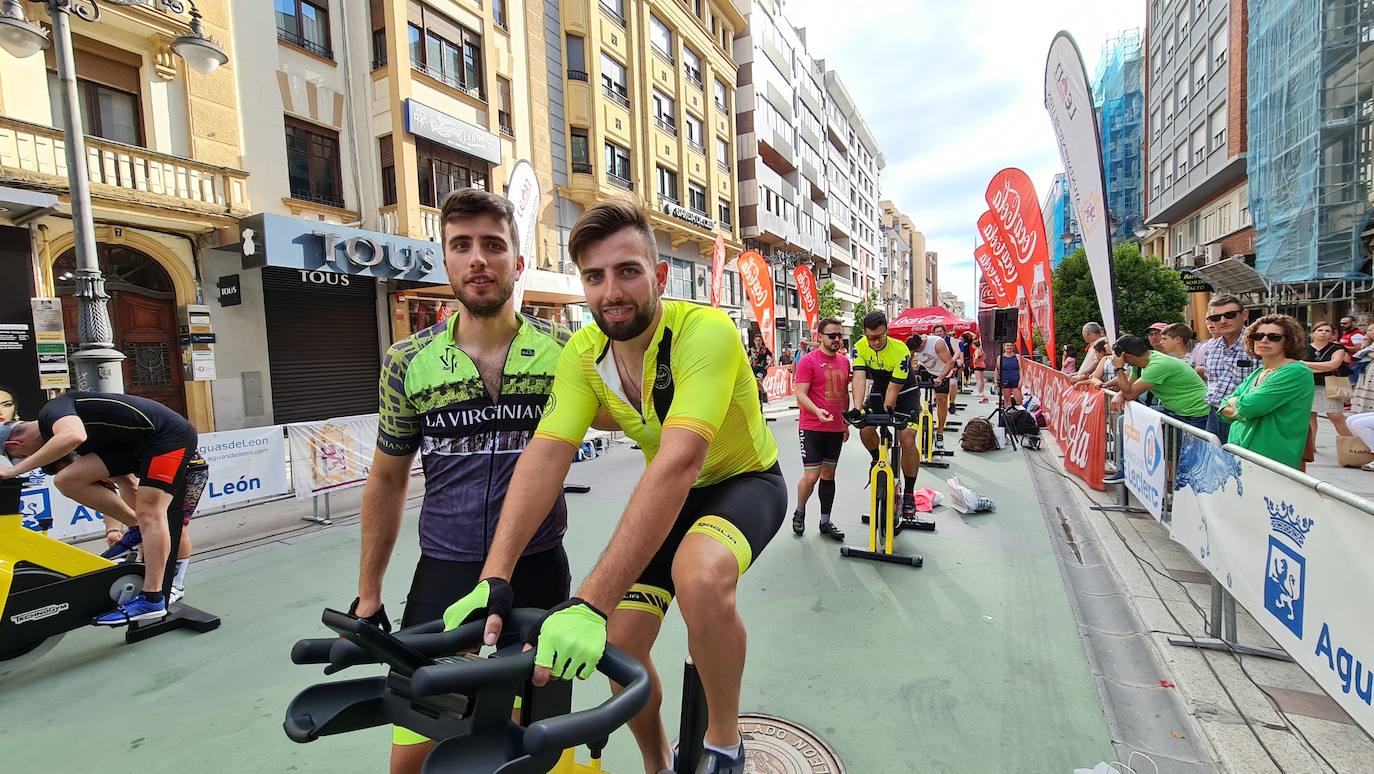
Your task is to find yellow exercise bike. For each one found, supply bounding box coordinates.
[840,411,923,567]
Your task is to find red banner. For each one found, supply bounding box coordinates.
[710,235,726,308]
[761,365,795,401]
[977,270,997,310]
[977,211,1020,293]
[1019,358,1106,489]
[793,265,819,335]
[986,169,1057,367]
[974,244,1010,307]
[737,249,775,355]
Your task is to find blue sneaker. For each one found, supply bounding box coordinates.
[694,744,745,774]
[101,527,143,559]
[1102,469,1126,485]
[92,593,166,626]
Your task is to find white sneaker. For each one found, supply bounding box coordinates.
[170,586,185,605]
[1363,460,1374,472]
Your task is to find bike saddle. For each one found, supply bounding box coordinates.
[285,607,650,774]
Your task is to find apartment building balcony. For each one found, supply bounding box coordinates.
[379,204,442,243]
[0,117,249,228]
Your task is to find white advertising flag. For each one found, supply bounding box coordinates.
[507,160,541,310]
[1044,32,1119,338]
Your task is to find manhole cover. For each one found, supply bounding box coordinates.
[738,713,844,774]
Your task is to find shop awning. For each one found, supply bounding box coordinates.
[0,186,58,222]
[1192,256,1268,296]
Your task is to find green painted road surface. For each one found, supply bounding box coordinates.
[1,412,1114,773]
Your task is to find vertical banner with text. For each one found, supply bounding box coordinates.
[507,160,541,310]
[793,264,820,336]
[986,168,1057,367]
[737,250,775,355]
[710,235,727,308]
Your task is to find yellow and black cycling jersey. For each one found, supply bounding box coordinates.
[535,300,778,487]
[853,336,916,404]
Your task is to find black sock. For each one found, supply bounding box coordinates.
[904,476,917,497]
[869,447,879,463]
[142,591,164,603]
[794,505,805,517]
[818,479,835,522]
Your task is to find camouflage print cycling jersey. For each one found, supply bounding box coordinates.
[377,312,571,562]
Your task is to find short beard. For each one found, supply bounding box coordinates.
[594,296,658,341]
[455,275,515,318]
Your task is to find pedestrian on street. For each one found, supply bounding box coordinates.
[1195,294,1257,444]
[1304,321,1353,440]
[1146,322,1168,351]
[792,318,850,541]
[1218,314,1312,470]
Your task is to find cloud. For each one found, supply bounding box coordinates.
[786,0,1143,307]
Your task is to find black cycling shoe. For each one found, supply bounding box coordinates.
[792,510,805,536]
[695,745,746,774]
[818,521,845,541]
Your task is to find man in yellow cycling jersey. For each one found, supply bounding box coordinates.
[442,199,785,774]
[849,310,923,520]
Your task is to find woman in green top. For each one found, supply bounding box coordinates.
[1219,314,1313,470]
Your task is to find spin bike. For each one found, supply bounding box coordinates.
[0,477,219,669]
[287,607,722,773]
[912,379,955,470]
[841,411,924,567]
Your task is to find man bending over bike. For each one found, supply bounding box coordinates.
[443,199,785,774]
[849,311,923,521]
[1,392,198,623]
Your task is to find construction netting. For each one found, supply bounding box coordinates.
[1093,30,1144,244]
[1250,0,1374,280]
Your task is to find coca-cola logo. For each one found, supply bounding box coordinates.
[975,247,1007,302]
[990,178,1039,264]
[761,366,794,401]
[978,214,1019,285]
[739,255,768,302]
[1062,389,1097,469]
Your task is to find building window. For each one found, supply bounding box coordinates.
[1192,51,1206,92]
[598,0,626,27]
[601,53,629,107]
[1218,202,1231,234]
[716,137,730,170]
[1192,125,1206,164]
[693,0,703,19]
[650,14,673,62]
[683,46,703,86]
[714,79,729,113]
[497,76,513,136]
[605,140,631,186]
[566,34,586,79]
[1176,74,1189,110]
[1163,25,1174,56]
[1211,24,1228,69]
[1178,1,1191,38]
[1150,107,1161,139]
[369,0,387,67]
[415,137,489,208]
[688,182,707,214]
[653,89,677,135]
[1150,166,1161,197]
[1210,104,1227,149]
[493,0,508,30]
[667,257,692,299]
[46,70,142,147]
[1164,90,1175,125]
[718,201,731,227]
[1175,140,1188,176]
[719,24,731,52]
[276,0,332,59]
[409,8,484,99]
[684,114,704,152]
[285,117,342,208]
[657,165,679,202]
[1163,152,1173,187]
[571,128,591,173]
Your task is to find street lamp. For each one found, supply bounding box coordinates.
[758,245,809,351]
[0,0,227,392]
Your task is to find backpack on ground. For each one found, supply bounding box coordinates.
[1001,407,1041,437]
[961,417,998,452]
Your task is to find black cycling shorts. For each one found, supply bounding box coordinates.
[799,430,844,469]
[95,426,199,495]
[863,388,919,416]
[618,463,786,621]
[402,546,571,628]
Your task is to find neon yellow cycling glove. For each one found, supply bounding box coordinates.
[442,577,513,632]
[535,598,608,680]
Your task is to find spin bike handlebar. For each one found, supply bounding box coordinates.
[843,409,912,429]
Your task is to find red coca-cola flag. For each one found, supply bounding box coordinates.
[986,169,1057,367]
[710,235,726,308]
[737,249,776,355]
[974,243,1011,307]
[977,270,997,310]
[793,264,819,335]
[1019,358,1106,489]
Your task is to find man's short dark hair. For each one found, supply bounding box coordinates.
[817,317,842,333]
[862,310,888,331]
[1114,334,1150,357]
[440,187,519,251]
[567,198,657,266]
[1163,323,1194,342]
[1208,293,1242,310]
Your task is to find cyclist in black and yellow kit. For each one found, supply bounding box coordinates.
[849,310,924,520]
[442,200,785,774]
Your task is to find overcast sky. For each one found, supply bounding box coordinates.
[783,0,1144,311]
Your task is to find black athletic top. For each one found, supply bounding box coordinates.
[38,391,194,455]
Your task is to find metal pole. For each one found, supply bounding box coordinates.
[781,258,790,351]
[50,1,125,391]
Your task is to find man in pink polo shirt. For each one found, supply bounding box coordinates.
[792,317,851,540]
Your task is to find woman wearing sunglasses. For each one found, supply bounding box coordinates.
[1218,314,1314,469]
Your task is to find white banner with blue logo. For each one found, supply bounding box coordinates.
[1122,402,1167,521]
[196,426,288,511]
[19,470,111,541]
[1170,438,1374,733]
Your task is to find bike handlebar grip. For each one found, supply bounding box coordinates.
[522,644,651,756]
[410,650,538,698]
[291,637,339,665]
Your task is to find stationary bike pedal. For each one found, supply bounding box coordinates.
[900,518,937,532]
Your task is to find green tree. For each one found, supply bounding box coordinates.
[849,289,880,343]
[1051,242,1188,349]
[817,280,841,322]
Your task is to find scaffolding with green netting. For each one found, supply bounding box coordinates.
[1092,29,1144,245]
[1250,0,1374,281]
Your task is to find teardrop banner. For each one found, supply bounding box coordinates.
[973,241,1011,308]
[737,249,776,355]
[793,264,820,336]
[507,159,541,310]
[977,269,997,310]
[986,168,1057,367]
[710,234,727,308]
[976,211,1021,293]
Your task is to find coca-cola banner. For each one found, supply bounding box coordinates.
[977,270,997,310]
[986,168,1057,367]
[1045,32,1120,338]
[710,234,726,308]
[974,244,1010,307]
[761,365,795,402]
[976,212,1020,294]
[737,249,776,355]
[1020,358,1107,489]
[793,264,819,335]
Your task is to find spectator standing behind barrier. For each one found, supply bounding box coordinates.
[1146,322,1168,352]
[1110,335,1211,429]
[1219,315,1313,470]
[1159,323,1195,360]
[1304,322,1353,443]
[1340,316,1370,383]
[997,342,1022,407]
[1061,345,1078,375]
[1070,322,1108,382]
[971,338,988,399]
[1196,294,1257,444]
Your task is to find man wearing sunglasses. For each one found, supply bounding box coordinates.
[792,318,850,540]
[1195,294,1256,443]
